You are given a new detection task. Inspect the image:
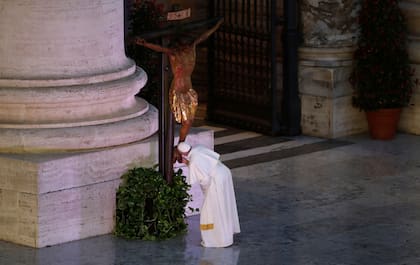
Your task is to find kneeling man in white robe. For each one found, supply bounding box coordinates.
[177,142,241,247]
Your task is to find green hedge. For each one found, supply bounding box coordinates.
[115,167,193,240]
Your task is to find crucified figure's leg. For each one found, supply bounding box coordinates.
[179,119,192,143]
[173,119,193,163]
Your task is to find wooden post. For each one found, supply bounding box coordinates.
[158,44,175,183]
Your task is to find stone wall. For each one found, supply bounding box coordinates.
[400,0,420,134]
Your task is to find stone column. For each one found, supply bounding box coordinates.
[0,0,157,152]
[399,0,420,134]
[299,0,367,138]
[0,0,163,248]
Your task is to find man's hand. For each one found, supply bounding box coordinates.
[172,147,182,164]
[181,156,189,165]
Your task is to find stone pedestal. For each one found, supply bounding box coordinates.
[400,0,420,134]
[0,127,212,248]
[299,47,367,138]
[299,0,366,138]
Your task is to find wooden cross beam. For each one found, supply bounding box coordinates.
[139,17,223,40]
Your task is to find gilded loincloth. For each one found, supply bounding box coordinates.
[169,88,198,123]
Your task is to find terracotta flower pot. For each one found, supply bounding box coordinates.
[366,108,402,140]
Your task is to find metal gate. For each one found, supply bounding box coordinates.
[207,0,299,135]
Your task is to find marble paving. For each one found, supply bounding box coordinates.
[1,124,420,265]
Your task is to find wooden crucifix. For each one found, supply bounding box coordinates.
[133,12,223,183]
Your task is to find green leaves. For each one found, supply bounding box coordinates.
[114,167,193,240]
[351,0,417,111]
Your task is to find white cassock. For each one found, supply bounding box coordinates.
[187,145,241,248]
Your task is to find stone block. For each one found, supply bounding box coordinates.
[400,92,420,134]
[399,64,420,135]
[299,65,354,98]
[299,64,367,138]
[0,214,18,244]
[0,127,213,248]
[37,180,120,247]
[1,189,18,211]
[301,94,367,138]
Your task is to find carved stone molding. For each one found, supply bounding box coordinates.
[0,0,158,152]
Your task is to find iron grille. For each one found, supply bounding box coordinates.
[208,0,282,134]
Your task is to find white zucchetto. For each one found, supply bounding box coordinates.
[177,142,191,153]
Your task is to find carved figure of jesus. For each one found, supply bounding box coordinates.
[134,18,223,161]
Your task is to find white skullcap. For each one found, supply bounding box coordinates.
[177,142,191,153]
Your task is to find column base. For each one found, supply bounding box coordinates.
[0,100,158,153]
[0,127,213,248]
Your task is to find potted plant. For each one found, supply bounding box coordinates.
[351,0,417,140]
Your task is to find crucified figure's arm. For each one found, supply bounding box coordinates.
[134,37,172,54]
[193,18,224,46]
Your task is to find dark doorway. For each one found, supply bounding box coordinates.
[207,0,300,135]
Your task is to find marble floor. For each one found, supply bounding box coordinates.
[2,125,420,265]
